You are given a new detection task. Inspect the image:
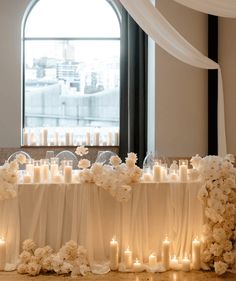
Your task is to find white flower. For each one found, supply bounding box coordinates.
[223,251,234,265]
[78,159,91,169]
[110,155,121,167]
[223,240,233,252]
[79,169,93,183]
[75,146,89,157]
[17,263,28,274]
[201,249,212,263]
[125,158,136,169]
[41,256,53,272]
[59,240,78,261]
[198,185,208,203]
[214,261,228,275]
[212,228,226,243]
[90,163,103,175]
[59,262,73,274]
[27,262,41,276]
[188,168,199,180]
[127,152,138,163]
[19,250,32,263]
[225,154,235,164]
[34,247,46,260]
[205,207,223,223]
[22,239,36,252]
[210,242,223,256]
[16,153,27,165]
[190,154,202,169]
[79,264,90,276]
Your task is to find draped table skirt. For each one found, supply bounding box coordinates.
[0,181,203,269]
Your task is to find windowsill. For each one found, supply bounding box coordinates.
[21,145,119,148]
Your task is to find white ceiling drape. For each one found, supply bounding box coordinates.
[173,0,236,18]
[119,0,227,156]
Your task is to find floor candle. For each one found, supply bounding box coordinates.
[162,237,170,270]
[110,237,119,270]
[124,247,132,269]
[148,253,157,267]
[133,258,143,272]
[182,256,191,271]
[192,238,201,270]
[170,255,181,270]
[0,238,6,271]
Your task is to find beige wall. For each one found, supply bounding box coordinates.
[0,0,30,147]
[219,18,236,155]
[154,0,208,157]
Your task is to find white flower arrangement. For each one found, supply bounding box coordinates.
[193,154,236,275]
[0,153,26,200]
[17,239,89,277]
[75,147,142,202]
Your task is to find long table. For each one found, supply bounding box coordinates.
[0,181,203,270]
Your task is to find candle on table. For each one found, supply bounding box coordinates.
[33,161,41,183]
[50,161,59,179]
[86,131,91,146]
[43,128,48,146]
[53,173,62,183]
[23,129,28,146]
[133,258,142,272]
[0,238,6,271]
[26,163,34,177]
[124,247,132,269]
[143,172,153,182]
[192,238,201,270]
[114,131,119,146]
[110,237,119,270]
[94,130,100,146]
[23,173,31,184]
[169,171,178,181]
[107,131,113,146]
[153,164,162,182]
[179,160,188,182]
[170,255,180,270]
[148,253,157,267]
[162,237,170,270]
[182,256,191,271]
[64,162,72,183]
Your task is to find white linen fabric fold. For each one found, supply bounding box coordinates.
[119,0,227,155]
[173,0,236,18]
[0,182,203,270]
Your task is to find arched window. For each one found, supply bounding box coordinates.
[23,0,120,146]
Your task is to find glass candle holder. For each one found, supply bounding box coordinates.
[64,160,73,183]
[50,157,59,179]
[40,159,49,182]
[33,160,41,183]
[179,160,188,182]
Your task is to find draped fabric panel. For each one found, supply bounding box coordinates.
[0,182,203,270]
[173,0,236,18]
[119,0,227,156]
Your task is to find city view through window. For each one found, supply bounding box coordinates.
[23,0,120,146]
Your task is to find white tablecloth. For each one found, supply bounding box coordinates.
[0,181,203,269]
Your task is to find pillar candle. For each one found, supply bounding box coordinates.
[133,258,142,272]
[86,131,91,146]
[124,247,132,269]
[51,164,59,179]
[54,131,59,146]
[33,165,41,183]
[64,165,72,183]
[182,257,191,271]
[114,131,119,146]
[41,164,49,182]
[143,172,153,182]
[94,130,100,146]
[153,165,162,182]
[26,163,34,177]
[65,132,70,146]
[23,173,31,184]
[148,253,157,267]
[0,238,6,271]
[107,132,113,146]
[162,237,170,270]
[179,160,188,182]
[110,238,119,270]
[70,132,74,145]
[192,238,201,270]
[23,130,28,146]
[43,128,48,146]
[53,173,62,183]
[170,255,181,270]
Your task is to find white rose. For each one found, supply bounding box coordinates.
[210,242,223,257]
[75,146,89,156]
[223,240,233,252]
[109,155,121,167]
[41,256,53,272]
[223,251,234,265]
[212,228,226,243]
[78,159,91,169]
[125,158,135,169]
[34,247,46,260]
[19,250,31,263]
[17,263,28,274]
[127,152,137,163]
[214,261,228,275]
[16,154,27,165]
[27,262,41,276]
[22,239,37,252]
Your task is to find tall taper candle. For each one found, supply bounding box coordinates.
[110,237,119,270]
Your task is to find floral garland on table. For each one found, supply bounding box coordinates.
[0,153,26,200]
[17,239,89,277]
[75,146,142,202]
[193,154,236,275]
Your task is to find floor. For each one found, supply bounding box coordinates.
[0,271,235,281]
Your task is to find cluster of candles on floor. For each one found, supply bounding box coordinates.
[109,236,201,272]
[142,159,191,182]
[22,158,75,184]
[23,127,119,147]
[0,237,6,271]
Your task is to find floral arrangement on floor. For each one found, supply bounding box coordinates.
[194,154,236,275]
[17,239,89,277]
[75,146,142,202]
[0,153,26,200]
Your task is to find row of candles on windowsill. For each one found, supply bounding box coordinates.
[109,236,201,272]
[23,128,119,147]
[142,160,195,182]
[21,159,76,184]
